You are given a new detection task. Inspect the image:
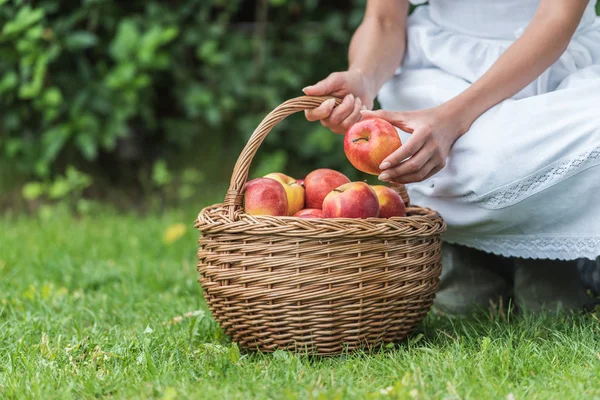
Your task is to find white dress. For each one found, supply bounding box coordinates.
[378,0,600,260]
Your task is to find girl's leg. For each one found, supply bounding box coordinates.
[434,243,514,315]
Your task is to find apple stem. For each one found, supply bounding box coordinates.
[352,137,369,143]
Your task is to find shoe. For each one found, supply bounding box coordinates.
[433,243,513,316]
[513,257,598,313]
[577,257,600,296]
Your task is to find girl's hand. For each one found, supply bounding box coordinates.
[303,69,376,134]
[361,105,470,183]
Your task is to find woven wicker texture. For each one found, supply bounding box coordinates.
[196,96,446,355]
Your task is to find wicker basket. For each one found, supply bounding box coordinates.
[195,96,446,355]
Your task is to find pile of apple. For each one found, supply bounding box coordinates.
[243,117,406,219]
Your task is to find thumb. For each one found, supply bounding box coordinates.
[302,72,345,96]
[360,110,413,133]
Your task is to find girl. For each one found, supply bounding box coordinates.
[303,0,600,314]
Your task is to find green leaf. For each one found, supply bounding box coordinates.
[43,87,63,107]
[75,133,98,160]
[110,20,140,61]
[19,54,48,99]
[5,139,23,157]
[25,25,43,40]
[65,31,98,50]
[41,125,71,163]
[22,182,46,200]
[65,166,92,190]
[152,160,172,187]
[133,73,151,89]
[2,6,45,36]
[105,63,137,89]
[48,178,71,199]
[34,161,49,178]
[137,26,178,67]
[228,343,241,364]
[197,40,218,61]
[43,108,60,123]
[0,72,18,95]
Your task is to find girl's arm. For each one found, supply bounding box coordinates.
[365,0,591,184]
[303,0,409,134]
[446,0,591,132]
[347,0,408,101]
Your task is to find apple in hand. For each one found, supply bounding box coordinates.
[264,172,305,215]
[344,117,402,175]
[293,208,323,218]
[243,178,288,216]
[304,169,351,209]
[371,185,406,218]
[322,182,380,219]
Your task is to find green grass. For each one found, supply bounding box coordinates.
[1,208,600,399]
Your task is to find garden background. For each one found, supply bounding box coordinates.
[1,0,378,212]
[1,1,600,399]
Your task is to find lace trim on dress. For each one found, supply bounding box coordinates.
[463,145,600,209]
[445,235,600,261]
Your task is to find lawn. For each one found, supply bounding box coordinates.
[1,207,599,399]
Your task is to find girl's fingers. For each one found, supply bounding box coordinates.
[305,98,336,122]
[360,109,396,121]
[360,109,412,132]
[302,72,345,96]
[378,126,428,170]
[322,94,354,127]
[378,144,431,181]
[423,164,444,181]
[338,97,364,133]
[387,158,439,184]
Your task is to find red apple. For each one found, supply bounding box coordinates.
[371,185,406,218]
[304,168,351,209]
[322,182,380,219]
[293,208,323,218]
[344,117,402,175]
[243,178,288,216]
[264,172,305,215]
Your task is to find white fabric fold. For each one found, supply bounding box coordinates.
[379,1,600,260]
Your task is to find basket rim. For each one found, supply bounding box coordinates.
[195,202,446,239]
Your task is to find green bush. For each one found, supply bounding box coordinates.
[2,1,600,202]
[0,0,368,194]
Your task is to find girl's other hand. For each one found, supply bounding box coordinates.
[303,70,375,134]
[361,105,471,183]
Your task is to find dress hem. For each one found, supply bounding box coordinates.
[444,234,600,261]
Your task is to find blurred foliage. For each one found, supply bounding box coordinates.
[6,0,592,208]
[0,0,369,205]
[21,165,97,214]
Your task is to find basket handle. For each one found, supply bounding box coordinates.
[223,95,410,218]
